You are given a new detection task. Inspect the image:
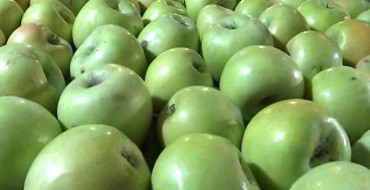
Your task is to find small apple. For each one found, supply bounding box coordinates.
[57,64,152,146]
[219,45,304,123]
[142,0,187,25]
[234,0,272,19]
[241,99,351,190]
[0,0,24,39]
[352,130,370,168]
[184,0,237,21]
[24,124,151,190]
[152,133,261,190]
[70,24,148,79]
[332,0,370,18]
[196,4,234,37]
[30,0,89,15]
[290,161,370,190]
[144,47,213,113]
[0,96,62,190]
[356,9,370,24]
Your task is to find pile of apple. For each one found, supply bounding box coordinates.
[1,0,370,189]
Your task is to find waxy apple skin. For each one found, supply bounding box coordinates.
[184,0,237,21]
[234,0,272,19]
[357,9,370,24]
[196,4,234,37]
[0,0,24,38]
[241,99,351,190]
[352,130,370,168]
[24,124,151,190]
[0,96,62,190]
[142,0,188,25]
[30,0,89,15]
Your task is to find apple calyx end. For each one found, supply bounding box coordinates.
[121,145,138,167]
[309,137,332,168]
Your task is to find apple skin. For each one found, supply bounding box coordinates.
[297,0,350,33]
[241,99,351,190]
[14,0,30,10]
[311,66,370,144]
[184,0,237,21]
[258,3,309,51]
[157,86,245,148]
[332,0,370,18]
[142,0,188,25]
[0,96,62,190]
[0,29,5,46]
[144,47,213,113]
[72,0,143,48]
[138,0,157,13]
[152,133,261,190]
[21,0,75,45]
[271,0,307,8]
[290,161,370,190]
[138,13,200,63]
[7,23,73,79]
[0,44,66,115]
[24,124,151,190]
[57,64,152,146]
[70,24,148,79]
[355,55,370,77]
[0,0,24,39]
[352,130,370,168]
[30,0,89,15]
[234,0,272,19]
[219,45,304,123]
[356,9,370,24]
[201,13,274,83]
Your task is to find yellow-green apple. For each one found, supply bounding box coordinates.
[14,0,30,10]
[352,130,370,168]
[152,133,260,190]
[271,0,307,8]
[142,0,187,25]
[30,0,89,15]
[355,54,370,77]
[234,0,272,19]
[157,86,245,148]
[259,3,309,51]
[357,9,370,23]
[290,161,370,190]
[311,66,370,144]
[0,0,24,39]
[57,64,152,146]
[7,23,73,79]
[70,24,147,79]
[241,99,351,190]
[184,0,237,21]
[72,0,143,48]
[297,0,350,33]
[0,44,66,114]
[21,0,75,45]
[0,96,62,190]
[138,13,199,63]
[219,45,304,123]
[325,19,370,67]
[331,0,370,18]
[144,47,213,113]
[201,13,274,83]
[24,124,151,190]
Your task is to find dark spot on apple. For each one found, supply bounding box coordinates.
[141,40,148,48]
[324,3,335,9]
[351,76,357,80]
[364,59,370,63]
[171,14,191,27]
[121,146,138,167]
[309,137,331,168]
[164,104,176,116]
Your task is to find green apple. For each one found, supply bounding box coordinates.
[259,3,309,51]
[196,4,234,38]
[271,0,307,8]
[184,0,237,21]
[138,0,156,13]
[57,64,152,146]
[0,44,66,114]
[70,24,147,79]
[311,66,370,144]
[297,0,350,33]
[356,9,370,24]
[21,0,75,45]
[30,0,89,15]
[142,0,187,25]
[72,0,143,48]
[241,99,351,190]
[157,86,245,148]
[290,161,370,190]
[144,47,213,113]
[152,133,261,190]
[0,0,24,39]
[0,96,62,190]
[24,124,151,190]
[331,0,370,18]
[234,0,272,19]
[14,0,30,10]
[352,130,370,168]
[7,23,73,79]
[201,13,274,83]
[138,13,199,63]
[355,54,370,77]
[219,45,304,123]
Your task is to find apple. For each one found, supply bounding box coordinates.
[201,13,274,83]
[138,0,156,13]
[7,23,73,79]
[21,0,75,45]
[144,47,213,113]
[142,0,187,25]
[70,24,148,79]
[297,0,350,33]
[355,54,370,77]
[138,13,200,63]
[57,64,152,146]
[184,0,237,21]
[356,9,370,24]
[152,133,261,190]
[24,124,151,190]
[219,45,304,123]
[290,161,370,190]
[241,99,351,190]
[332,0,370,18]
[0,44,66,115]
[30,0,89,15]
[271,0,307,9]
[234,0,272,19]
[351,130,370,168]
[259,3,309,51]
[157,86,245,148]
[14,0,30,10]
[72,0,143,48]
[0,96,62,190]
[0,0,24,39]
[311,66,370,144]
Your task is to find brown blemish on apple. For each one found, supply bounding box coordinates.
[309,137,332,168]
